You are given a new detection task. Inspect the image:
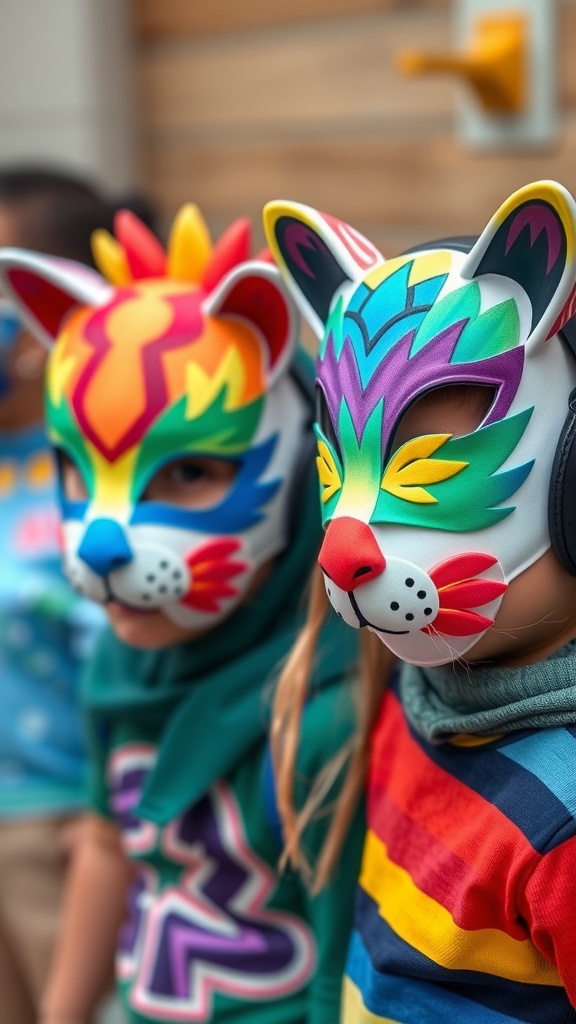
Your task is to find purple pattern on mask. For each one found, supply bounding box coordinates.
[283,223,329,278]
[506,206,561,275]
[318,323,524,450]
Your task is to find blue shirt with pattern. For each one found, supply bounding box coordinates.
[0,424,102,817]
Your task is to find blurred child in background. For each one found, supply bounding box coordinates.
[0,205,364,1023]
[0,167,146,1024]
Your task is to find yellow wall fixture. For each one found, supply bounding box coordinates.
[396,0,558,151]
[398,14,526,115]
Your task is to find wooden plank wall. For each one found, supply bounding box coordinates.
[133,0,576,256]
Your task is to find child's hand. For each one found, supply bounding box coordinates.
[58,816,88,861]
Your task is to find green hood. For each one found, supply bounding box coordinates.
[84,435,357,824]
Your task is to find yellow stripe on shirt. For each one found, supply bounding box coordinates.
[448,733,503,747]
[360,829,561,987]
[341,976,401,1024]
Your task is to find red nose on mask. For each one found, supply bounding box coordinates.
[318,516,386,592]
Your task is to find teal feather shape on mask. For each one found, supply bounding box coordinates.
[410,281,521,361]
[342,263,449,387]
[46,392,95,497]
[372,407,534,531]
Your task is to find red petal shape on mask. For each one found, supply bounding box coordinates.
[192,560,246,582]
[429,552,498,591]
[202,218,252,293]
[254,247,274,263]
[186,539,241,567]
[422,551,508,638]
[438,578,508,610]
[183,581,240,613]
[423,608,495,637]
[114,210,167,280]
[182,538,248,612]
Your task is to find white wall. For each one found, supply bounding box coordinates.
[0,0,134,189]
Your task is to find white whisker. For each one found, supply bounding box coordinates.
[427,626,473,682]
[489,609,568,636]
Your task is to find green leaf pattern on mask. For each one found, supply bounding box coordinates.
[450,299,520,362]
[319,296,346,361]
[410,281,520,361]
[314,423,343,522]
[315,400,384,525]
[46,393,95,497]
[131,386,263,502]
[371,407,535,531]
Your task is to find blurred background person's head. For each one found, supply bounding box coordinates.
[0,165,154,433]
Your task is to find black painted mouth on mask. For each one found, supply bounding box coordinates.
[348,592,410,635]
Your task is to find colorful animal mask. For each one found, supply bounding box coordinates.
[265,182,576,666]
[0,207,310,630]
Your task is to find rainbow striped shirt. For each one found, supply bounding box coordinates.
[344,683,576,1024]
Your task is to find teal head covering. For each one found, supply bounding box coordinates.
[84,411,358,825]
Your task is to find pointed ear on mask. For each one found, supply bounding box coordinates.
[203,260,299,385]
[462,180,576,344]
[0,248,112,349]
[263,201,383,338]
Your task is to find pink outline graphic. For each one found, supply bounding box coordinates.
[130,782,315,1020]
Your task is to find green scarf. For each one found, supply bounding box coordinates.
[84,466,357,824]
[401,640,576,743]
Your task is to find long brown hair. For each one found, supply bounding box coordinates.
[271,565,395,892]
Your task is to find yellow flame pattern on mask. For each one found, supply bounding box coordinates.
[185,347,248,420]
[381,434,468,504]
[365,250,454,291]
[47,340,80,410]
[91,230,131,286]
[316,439,342,504]
[91,446,138,518]
[167,204,213,283]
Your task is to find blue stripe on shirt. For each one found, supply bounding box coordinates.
[355,889,574,1024]
[348,929,527,1024]
[500,730,576,820]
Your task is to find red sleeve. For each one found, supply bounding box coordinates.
[519,834,576,1008]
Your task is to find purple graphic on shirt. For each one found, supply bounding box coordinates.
[121,871,147,956]
[108,745,157,855]
[118,867,157,981]
[109,746,314,1021]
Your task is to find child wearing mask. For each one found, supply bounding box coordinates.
[0,205,364,1023]
[0,166,127,1024]
[266,180,576,1023]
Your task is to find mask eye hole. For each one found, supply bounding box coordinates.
[390,384,497,457]
[56,449,88,502]
[141,455,238,509]
[315,385,342,461]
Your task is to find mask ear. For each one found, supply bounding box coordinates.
[263,201,383,337]
[0,248,112,348]
[461,181,576,344]
[203,260,299,385]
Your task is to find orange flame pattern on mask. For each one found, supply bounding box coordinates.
[48,209,268,462]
